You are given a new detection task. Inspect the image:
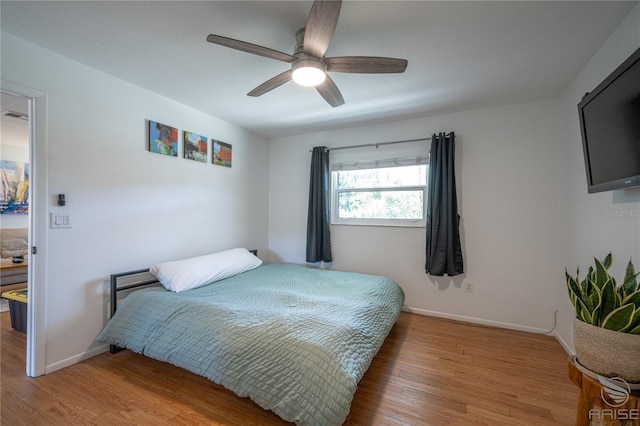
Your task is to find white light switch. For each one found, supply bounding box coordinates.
[50,212,72,229]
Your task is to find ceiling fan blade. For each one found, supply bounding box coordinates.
[207,34,295,63]
[326,57,408,73]
[304,0,342,58]
[247,70,293,97]
[316,75,344,107]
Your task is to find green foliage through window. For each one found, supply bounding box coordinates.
[332,164,427,225]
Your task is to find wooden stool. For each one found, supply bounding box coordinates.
[568,356,640,426]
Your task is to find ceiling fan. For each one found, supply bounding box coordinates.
[206,0,408,107]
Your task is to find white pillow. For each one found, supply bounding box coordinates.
[150,248,262,292]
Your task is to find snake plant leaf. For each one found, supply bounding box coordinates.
[574,298,583,319]
[581,282,593,310]
[602,252,613,269]
[579,303,593,324]
[568,283,585,318]
[568,286,578,309]
[590,284,603,325]
[571,283,601,325]
[593,257,610,290]
[622,289,640,309]
[624,258,636,286]
[621,308,640,335]
[584,280,602,315]
[616,289,623,308]
[599,278,617,325]
[629,307,640,331]
[601,303,635,331]
[566,272,582,298]
[621,271,640,298]
[580,274,590,294]
[629,323,640,335]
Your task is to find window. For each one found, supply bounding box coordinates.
[331,156,428,227]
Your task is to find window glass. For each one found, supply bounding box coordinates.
[331,163,427,227]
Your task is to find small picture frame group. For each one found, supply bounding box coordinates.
[147,120,232,167]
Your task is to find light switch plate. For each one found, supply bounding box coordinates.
[50,212,72,229]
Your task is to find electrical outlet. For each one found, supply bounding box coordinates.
[464,282,474,293]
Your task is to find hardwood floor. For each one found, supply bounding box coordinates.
[1,311,579,425]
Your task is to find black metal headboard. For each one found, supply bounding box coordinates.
[109,268,159,353]
[109,269,154,317]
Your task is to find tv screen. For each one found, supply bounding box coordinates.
[578,46,640,193]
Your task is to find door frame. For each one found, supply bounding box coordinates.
[2,79,48,377]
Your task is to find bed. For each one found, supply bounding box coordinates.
[97,252,404,426]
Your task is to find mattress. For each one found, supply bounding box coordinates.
[97,262,404,425]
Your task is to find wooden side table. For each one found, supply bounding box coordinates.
[0,258,28,290]
[568,356,640,426]
[0,257,28,273]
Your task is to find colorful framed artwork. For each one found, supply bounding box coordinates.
[148,120,178,156]
[213,140,232,168]
[183,131,208,163]
[0,160,29,214]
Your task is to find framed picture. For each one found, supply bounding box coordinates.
[183,131,208,163]
[148,120,178,156]
[213,140,232,168]
[0,160,29,214]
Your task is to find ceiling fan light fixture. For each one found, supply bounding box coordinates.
[206,0,407,106]
[292,59,326,87]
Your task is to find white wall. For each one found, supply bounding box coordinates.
[269,99,560,332]
[1,33,270,371]
[554,4,640,353]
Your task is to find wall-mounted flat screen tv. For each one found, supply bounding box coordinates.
[578,46,640,193]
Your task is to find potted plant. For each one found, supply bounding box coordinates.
[566,253,640,383]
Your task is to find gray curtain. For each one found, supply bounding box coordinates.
[426,132,464,276]
[306,147,332,263]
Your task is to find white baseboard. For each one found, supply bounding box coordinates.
[44,344,109,374]
[552,331,576,356]
[402,306,555,335]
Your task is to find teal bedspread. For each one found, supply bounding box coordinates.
[97,262,404,425]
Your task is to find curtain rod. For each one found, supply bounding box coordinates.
[309,133,454,152]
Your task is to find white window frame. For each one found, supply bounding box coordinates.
[330,156,428,228]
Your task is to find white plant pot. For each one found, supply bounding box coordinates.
[574,318,640,384]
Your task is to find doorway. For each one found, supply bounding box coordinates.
[0,92,29,371]
[1,83,47,377]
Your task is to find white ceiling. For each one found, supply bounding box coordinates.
[1,1,636,138]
